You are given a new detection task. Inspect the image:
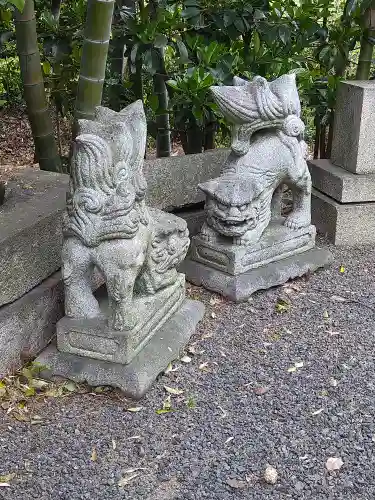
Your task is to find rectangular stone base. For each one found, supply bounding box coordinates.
[308,159,375,203]
[35,299,205,399]
[190,220,316,275]
[57,274,185,365]
[182,247,333,302]
[312,189,375,245]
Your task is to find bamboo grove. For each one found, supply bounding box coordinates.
[0,0,375,173]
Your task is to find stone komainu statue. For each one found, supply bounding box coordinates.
[198,73,311,246]
[62,101,189,331]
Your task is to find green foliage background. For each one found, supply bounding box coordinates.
[0,0,373,153]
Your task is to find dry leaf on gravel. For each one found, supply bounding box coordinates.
[112,439,117,450]
[180,355,191,363]
[0,474,15,486]
[126,407,142,412]
[311,408,324,416]
[275,298,290,313]
[164,386,184,395]
[254,386,269,396]
[225,437,234,444]
[199,362,209,370]
[326,457,344,471]
[118,473,139,487]
[330,295,347,303]
[226,478,247,489]
[90,447,97,462]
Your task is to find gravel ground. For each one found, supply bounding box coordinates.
[1,241,375,499]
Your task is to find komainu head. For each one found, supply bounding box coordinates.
[65,101,149,246]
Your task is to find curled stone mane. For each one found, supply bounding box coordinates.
[65,113,149,247]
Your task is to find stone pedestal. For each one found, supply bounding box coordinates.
[309,80,375,245]
[182,221,332,302]
[36,299,204,399]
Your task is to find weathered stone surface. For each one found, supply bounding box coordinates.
[57,275,185,364]
[36,299,205,399]
[44,101,204,397]
[312,189,375,245]
[0,269,104,377]
[190,220,316,275]
[331,81,375,174]
[144,149,227,210]
[182,248,333,302]
[63,103,190,332]
[0,272,64,377]
[309,159,375,203]
[0,169,69,306]
[184,73,325,299]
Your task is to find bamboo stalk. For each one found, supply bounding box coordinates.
[153,49,171,157]
[14,0,61,172]
[356,2,375,80]
[75,0,115,121]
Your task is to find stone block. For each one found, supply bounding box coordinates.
[308,159,375,203]
[331,81,375,174]
[0,272,64,377]
[311,188,375,245]
[0,169,69,306]
[182,247,333,302]
[0,269,103,377]
[36,299,205,400]
[190,221,316,275]
[144,149,227,210]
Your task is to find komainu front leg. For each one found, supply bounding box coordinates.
[107,269,139,331]
[284,170,311,230]
[199,222,219,243]
[62,237,101,319]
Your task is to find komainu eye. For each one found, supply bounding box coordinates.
[217,202,227,211]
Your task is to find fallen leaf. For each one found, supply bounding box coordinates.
[323,310,329,319]
[0,474,15,484]
[339,266,345,273]
[127,435,141,440]
[164,363,178,374]
[118,473,139,487]
[155,408,172,415]
[126,407,142,412]
[112,439,117,450]
[311,408,324,416]
[63,381,77,393]
[287,366,297,373]
[330,295,347,303]
[225,437,234,444]
[226,478,247,489]
[330,378,338,387]
[325,457,344,471]
[30,415,43,425]
[209,296,222,306]
[180,355,191,363]
[199,362,209,370]
[295,361,304,368]
[164,386,184,395]
[90,447,97,462]
[254,386,269,396]
[264,465,278,484]
[211,312,217,319]
[275,298,290,313]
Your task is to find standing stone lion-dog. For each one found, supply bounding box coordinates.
[199,73,312,246]
[62,102,189,331]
